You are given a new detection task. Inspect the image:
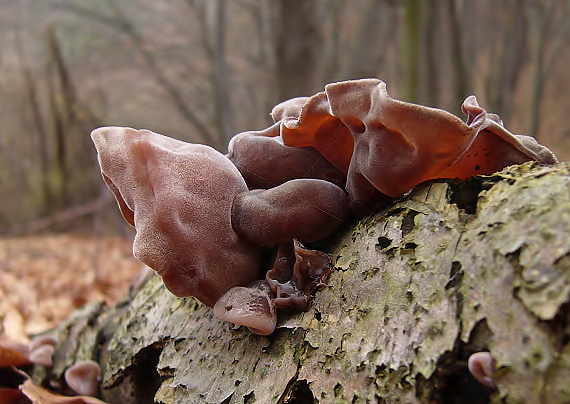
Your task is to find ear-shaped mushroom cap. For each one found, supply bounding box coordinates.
[435,96,557,179]
[28,335,58,367]
[468,351,496,388]
[329,80,556,200]
[276,79,556,211]
[271,97,310,122]
[91,127,261,306]
[232,178,349,245]
[325,79,490,199]
[227,123,346,189]
[280,92,354,174]
[64,360,101,396]
[213,282,277,336]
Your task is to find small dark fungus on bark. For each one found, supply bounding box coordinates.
[64,360,101,397]
[468,351,496,388]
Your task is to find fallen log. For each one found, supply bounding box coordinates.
[36,162,570,404]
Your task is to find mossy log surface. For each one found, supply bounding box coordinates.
[37,162,570,404]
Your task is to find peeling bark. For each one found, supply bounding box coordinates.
[35,162,570,403]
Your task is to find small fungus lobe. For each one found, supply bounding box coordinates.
[227,123,345,189]
[266,239,333,311]
[468,351,497,388]
[280,91,355,174]
[28,335,58,367]
[64,360,101,397]
[232,179,349,245]
[213,282,277,336]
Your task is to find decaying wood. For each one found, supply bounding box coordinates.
[35,162,570,403]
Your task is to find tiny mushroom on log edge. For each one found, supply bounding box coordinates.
[213,281,277,336]
[28,335,58,367]
[468,352,497,389]
[91,78,556,335]
[64,360,101,397]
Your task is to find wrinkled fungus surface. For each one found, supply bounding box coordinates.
[92,78,556,334]
[266,239,333,311]
[213,281,277,336]
[214,240,333,335]
[272,79,557,210]
[91,127,261,306]
[227,123,346,189]
[232,178,349,245]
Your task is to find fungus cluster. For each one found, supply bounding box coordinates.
[91,78,556,335]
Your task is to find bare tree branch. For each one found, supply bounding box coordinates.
[7,194,114,236]
[62,0,217,145]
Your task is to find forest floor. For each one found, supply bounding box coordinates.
[0,234,142,343]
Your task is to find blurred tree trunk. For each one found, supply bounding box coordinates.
[36,162,570,404]
[208,0,235,146]
[17,25,101,218]
[320,0,344,82]
[340,0,397,81]
[442,0,470,114]
[17,39,53,210]
[273,0,323,101]
[45,25,71,209]
[525,0,568,139]
[105,0,217,146]
[422,0,440,107]
[243,0,276,117]
[486,0,528,123]
[527,19,545,137]
[403,0,420,103]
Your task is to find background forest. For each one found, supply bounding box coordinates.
[1,0,569,234]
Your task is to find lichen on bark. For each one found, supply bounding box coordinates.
[40,162,570,404]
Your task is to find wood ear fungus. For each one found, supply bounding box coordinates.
[468,351,496,388]
[92,78,556,335]
[232,179,349,245]
[213,282,277,336]
[91,127,261,306]
[64,360,101,397]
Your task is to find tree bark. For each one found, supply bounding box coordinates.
[35,162,570,404]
